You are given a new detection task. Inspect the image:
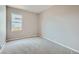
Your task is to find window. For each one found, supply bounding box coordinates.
[11,13,22,32]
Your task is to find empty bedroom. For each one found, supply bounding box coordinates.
[0,5,79,54]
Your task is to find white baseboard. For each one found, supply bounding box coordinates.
[42,37,79,54]
[6,36,40,42]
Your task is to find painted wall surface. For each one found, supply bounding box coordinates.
[6,7,39,41]
[40,6,79,52]
[0,6,6,48]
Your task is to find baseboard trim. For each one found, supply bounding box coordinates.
[42,37,79,53]
[6,36,40,42]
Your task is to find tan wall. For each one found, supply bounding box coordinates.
[6,7,39,41]
[39,6,79,52]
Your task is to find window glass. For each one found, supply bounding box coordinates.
[11,13,22,32]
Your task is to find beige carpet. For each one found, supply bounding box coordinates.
[1,37,71,54]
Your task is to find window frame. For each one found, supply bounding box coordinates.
[11,13,22,32]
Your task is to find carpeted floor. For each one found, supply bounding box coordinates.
[1,37,71,54]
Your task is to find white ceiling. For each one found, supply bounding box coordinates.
[8,5,52,13]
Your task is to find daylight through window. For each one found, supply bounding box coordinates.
[11,13,22,31]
